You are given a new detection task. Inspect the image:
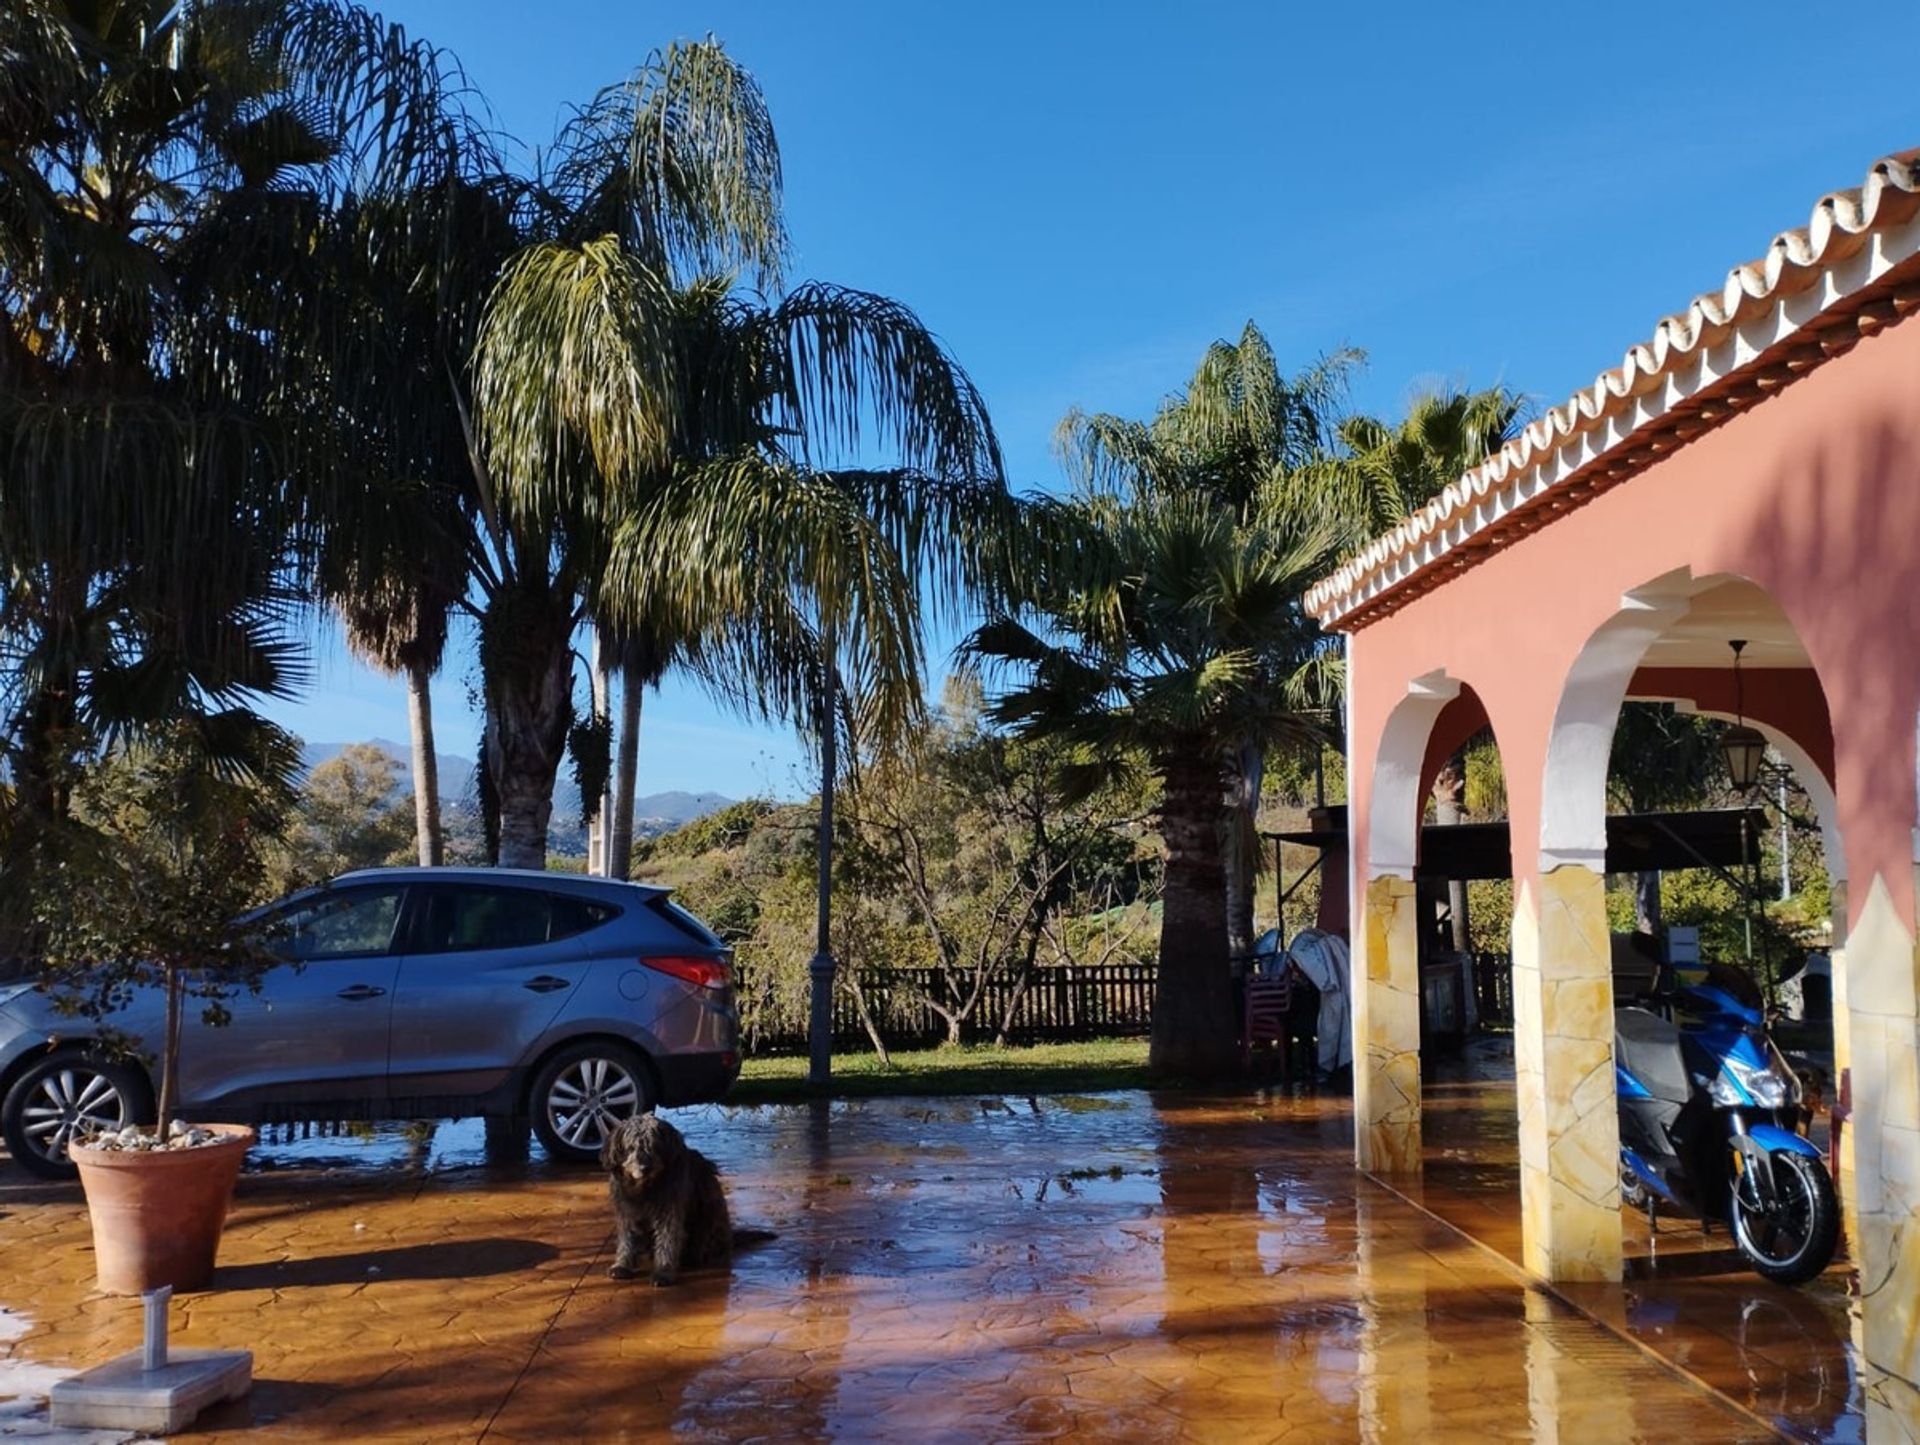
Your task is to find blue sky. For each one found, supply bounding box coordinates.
[268,0,1920,798]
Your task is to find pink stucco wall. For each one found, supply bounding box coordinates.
[1346,313,1920,929]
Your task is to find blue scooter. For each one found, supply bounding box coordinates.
[1615,965,1838,1285]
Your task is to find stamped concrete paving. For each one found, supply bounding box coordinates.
[0,1092,1767,1442]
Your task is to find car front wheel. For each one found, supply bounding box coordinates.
[529,1042,653,1164]
[2,1053,152,1181]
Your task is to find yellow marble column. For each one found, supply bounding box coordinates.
[1355,873,1422,1175]
[1840,873,1920,1399]
[1829,882,1859,1263]
[1511,868,1623,1283]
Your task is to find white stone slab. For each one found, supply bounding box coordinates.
[48,1349,250,1435]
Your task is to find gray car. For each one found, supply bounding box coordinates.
[0,868,739,1179]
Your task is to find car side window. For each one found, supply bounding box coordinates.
[413,888,616,954]
[268,888,406,961]
[548,895,618,942]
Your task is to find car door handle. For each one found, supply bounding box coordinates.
[522,976,571,994]
[336,984,388,1001]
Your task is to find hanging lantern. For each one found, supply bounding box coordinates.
[1721,638,1766,794]
[1721,724,1767,792]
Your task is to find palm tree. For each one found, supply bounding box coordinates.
[606,632,670,879]
[1315,385,1528,535]
[311,166,535,868]
[0,0,455,837]
[473,50,1008,867]
[383,41,781,870]
[1057,324,1359,958]
[332,544,464,866]
[967,494,1342,1079]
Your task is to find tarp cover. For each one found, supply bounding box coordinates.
[1286,929,1352,1076]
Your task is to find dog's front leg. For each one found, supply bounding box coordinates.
[610,1219,652,1280]
[650,1212,686,1286]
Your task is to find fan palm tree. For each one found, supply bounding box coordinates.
[1057,325,1360,958]
[967,494,1343,1078]
[0,0,456,838]
[1314,385,1528,536]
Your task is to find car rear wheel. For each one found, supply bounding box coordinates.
[529,1042,653,1164]
[2,1053,152,1181]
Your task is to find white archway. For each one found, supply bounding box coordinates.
[1367,670,1462,879]
[1538,571,1694,872]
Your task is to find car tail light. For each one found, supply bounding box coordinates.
[642,955,731,991]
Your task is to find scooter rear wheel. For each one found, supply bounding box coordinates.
[1730,1149,1838,1287]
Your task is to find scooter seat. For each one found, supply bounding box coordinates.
[1616,1007,1692,1105]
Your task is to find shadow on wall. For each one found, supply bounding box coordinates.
[1732,415,1920,900]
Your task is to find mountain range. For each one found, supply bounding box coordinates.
[301,739,733,848]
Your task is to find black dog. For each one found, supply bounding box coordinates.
[600,1114,768,1285]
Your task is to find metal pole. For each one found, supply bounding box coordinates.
[1273,836,1284,942]
[1740,809,1753,964]
[1778,775,1791,901]
[807,652,838,1089]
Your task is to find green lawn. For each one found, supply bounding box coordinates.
[730,1038,1163,1104]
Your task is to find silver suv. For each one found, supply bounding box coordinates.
[0,868,740,1179]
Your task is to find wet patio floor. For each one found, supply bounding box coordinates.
[0,1088,1806,1442]
[1419,1038,1860,1443]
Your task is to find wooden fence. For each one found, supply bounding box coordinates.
[741,955,1523,1055]
[743,962,1158,1055]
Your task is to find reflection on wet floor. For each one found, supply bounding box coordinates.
[0,1089,1785,1442]
[1421,1038,1862,1443]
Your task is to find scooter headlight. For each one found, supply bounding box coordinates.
[1712,1054,1792,1109]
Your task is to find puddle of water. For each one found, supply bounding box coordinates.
[1047,1170,1163,1206]
[1043,1095,1131,1115]
[246,1118,552,1173]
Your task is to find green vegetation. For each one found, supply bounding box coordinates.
[731,1039,1158,1104]
[636,693,1159,1055]
[33,729,295,1130]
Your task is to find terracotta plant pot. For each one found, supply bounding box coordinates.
[69,1125,256,1295]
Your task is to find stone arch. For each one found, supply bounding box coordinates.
[1538,570,1695,873]
[1354,671,1504,1177]
[1521,566,1846,1284]
[1366,670,1463,880]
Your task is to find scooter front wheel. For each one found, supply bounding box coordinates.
[1730,1149,1839,1287]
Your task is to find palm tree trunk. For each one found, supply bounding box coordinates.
[405,657,443,866]
[1635,872,1662,935]
[1224,741,1263,961]
[1431,747,1471,952]
[13,685,77,828]
[586,632,611,875]
[608,666,644,879]
[485,595,575,872]
[1150,749,1237,1078]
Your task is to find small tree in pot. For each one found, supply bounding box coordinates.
[21,725,297,1293]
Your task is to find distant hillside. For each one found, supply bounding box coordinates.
[299,740,735,852]
[303,739,473,797]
